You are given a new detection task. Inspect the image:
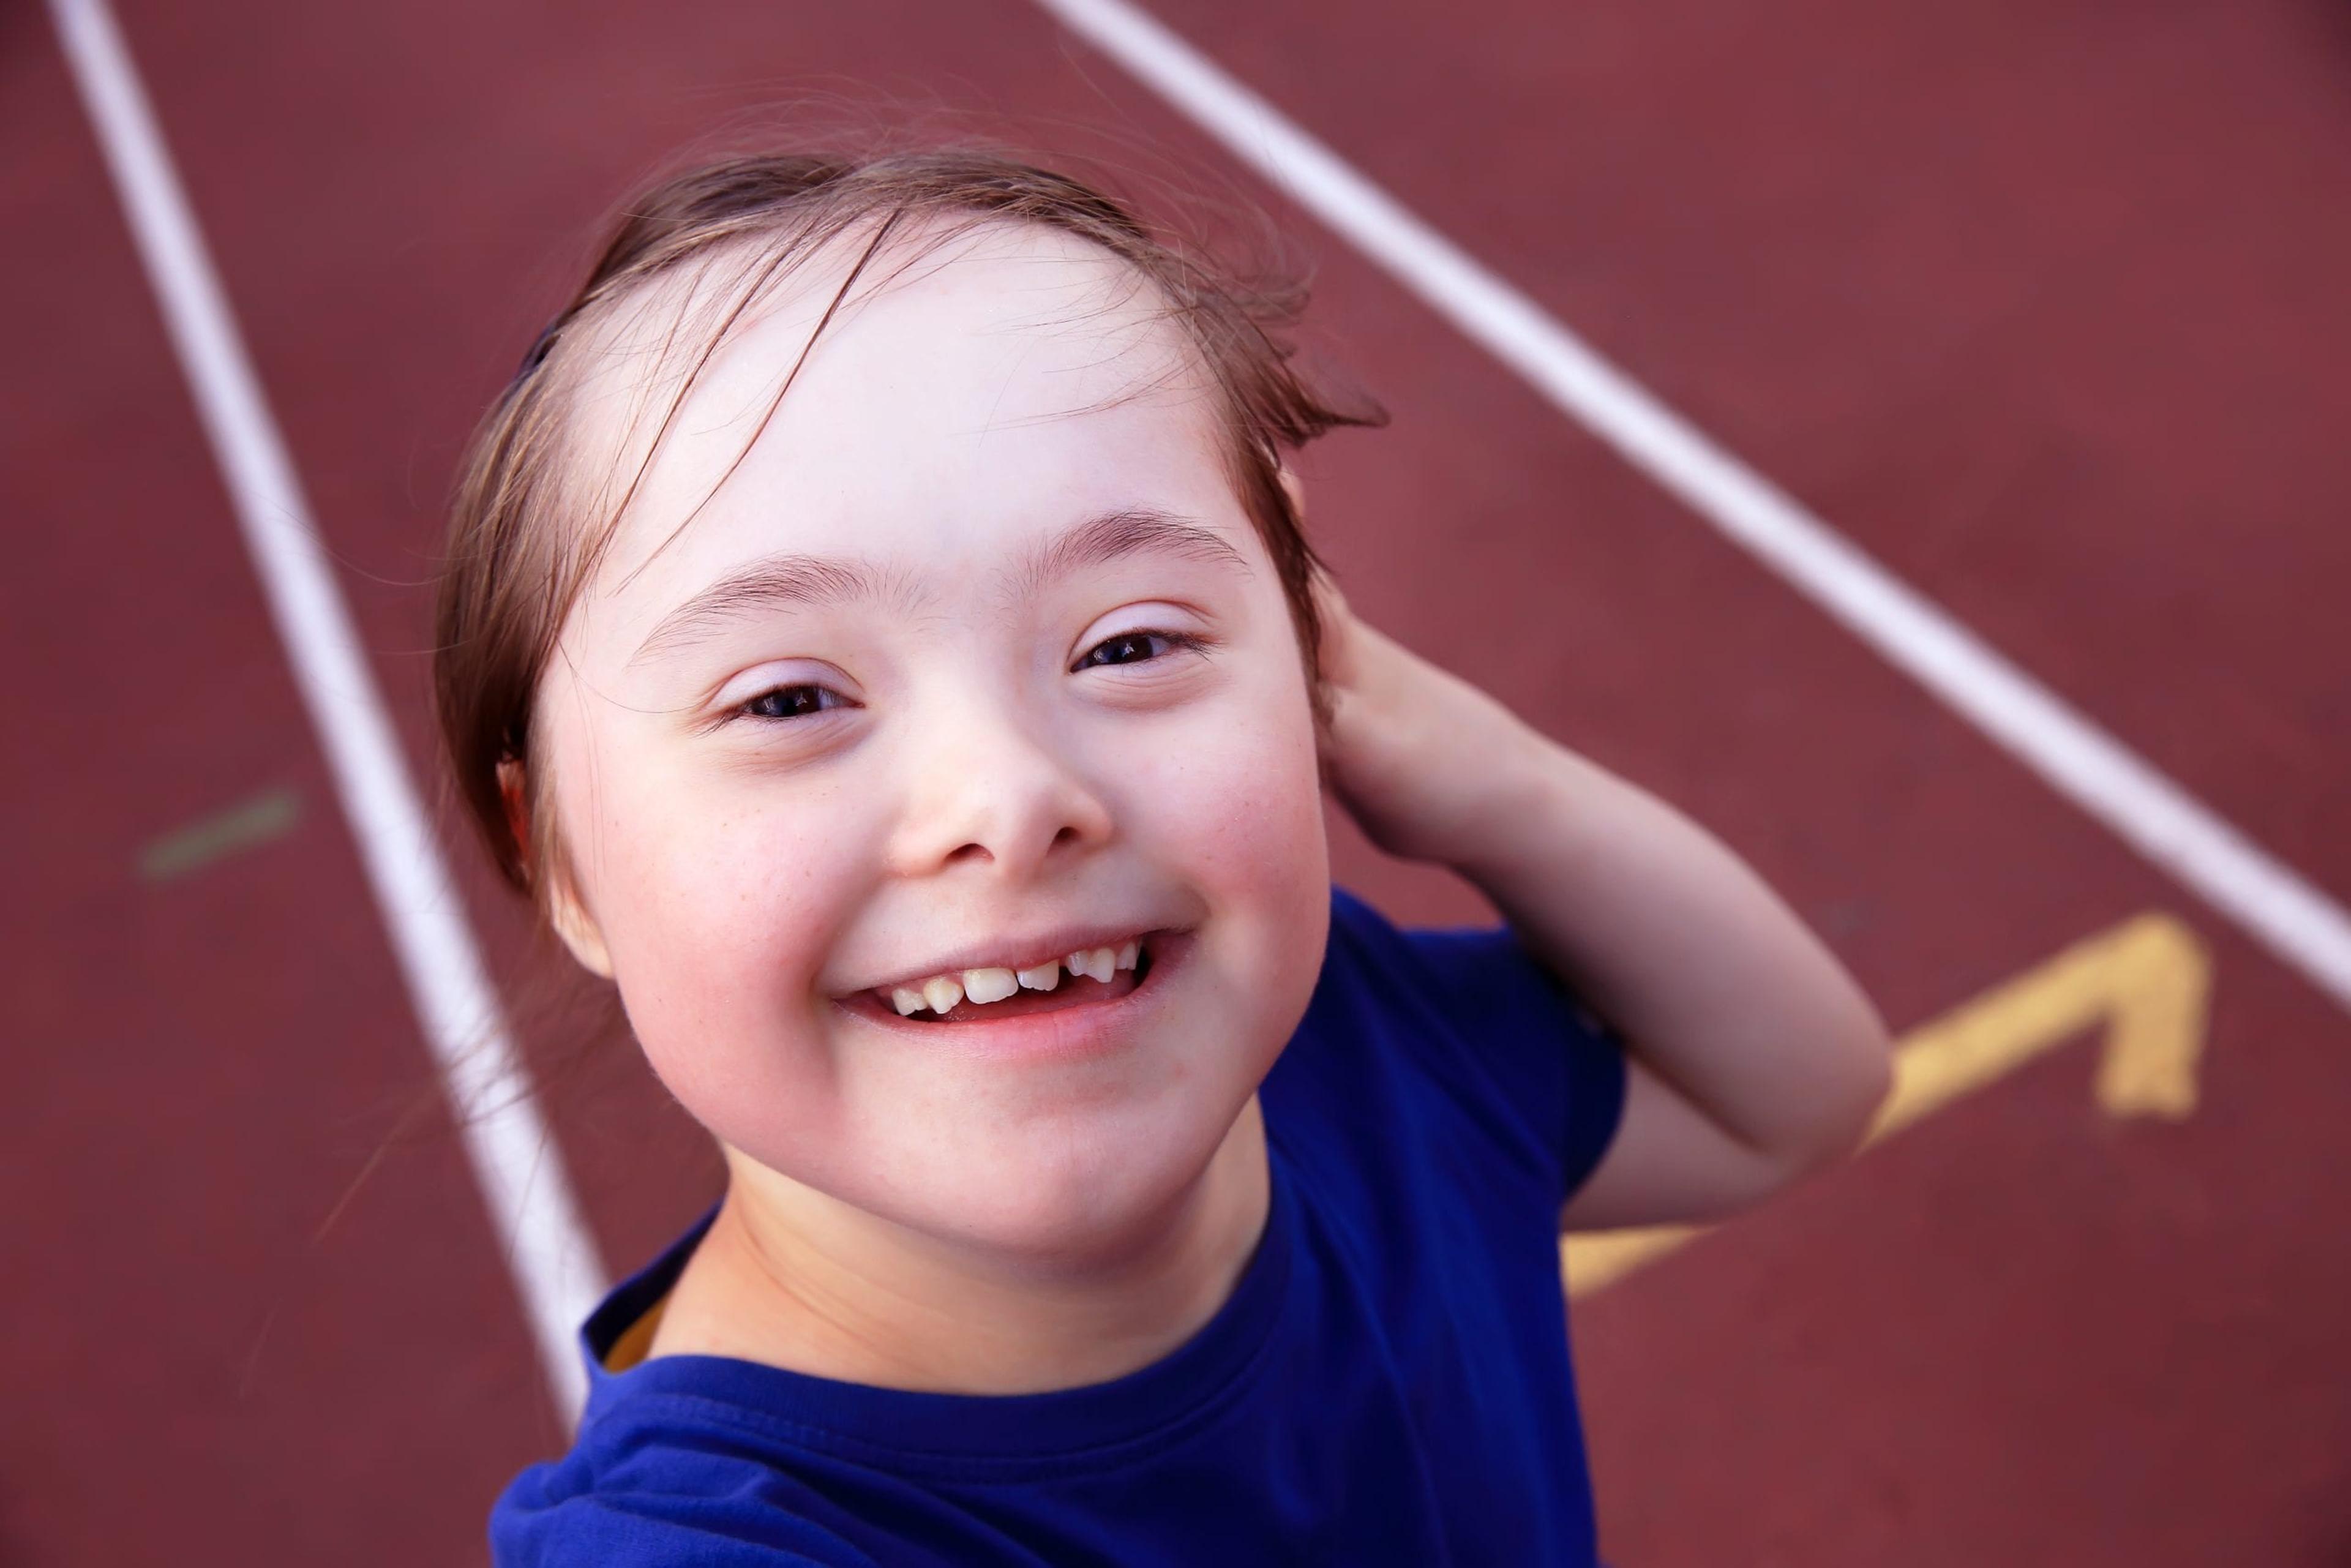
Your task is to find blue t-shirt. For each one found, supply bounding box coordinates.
[492,886,1629,1566]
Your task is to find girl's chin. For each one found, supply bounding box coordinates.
[804,1097,1256,1268]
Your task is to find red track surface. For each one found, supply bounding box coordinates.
[5,1,2345,1561]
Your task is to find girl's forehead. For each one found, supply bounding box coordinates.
[559,220,1250,648]
[568,220,1234,616]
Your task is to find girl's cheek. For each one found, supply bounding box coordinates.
[1122,675,1329,957]
[1172,665,1324,852]
[600,776,872,1103]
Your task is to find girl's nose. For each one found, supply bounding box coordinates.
[883,700,1115,880]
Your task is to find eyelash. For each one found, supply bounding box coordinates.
[725,629,1207,726]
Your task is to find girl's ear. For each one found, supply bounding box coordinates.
[500,758,614,980]
[496,758,531,863]
[1277,463,1305,519]
[547,877,616,981]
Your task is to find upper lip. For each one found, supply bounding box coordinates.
[841,923,1166,997]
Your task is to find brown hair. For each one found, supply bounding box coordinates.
[433,144,1384,918]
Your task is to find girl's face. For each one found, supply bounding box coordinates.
[535,223,1330,1262]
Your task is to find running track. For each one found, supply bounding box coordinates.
[5,0,2347,1561]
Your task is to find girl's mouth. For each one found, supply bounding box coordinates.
[846,934,1170,1028]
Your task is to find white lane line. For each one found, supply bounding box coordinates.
[49,0,606,1422]
[1031,0,2351,1018]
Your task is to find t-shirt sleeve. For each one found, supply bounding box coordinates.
[492,1444,881,1566]
[1332,888,1629,1207]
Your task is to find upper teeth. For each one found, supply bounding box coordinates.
[887,942,1141,1017]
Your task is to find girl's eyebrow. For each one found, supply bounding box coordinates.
[631,507,1248,666]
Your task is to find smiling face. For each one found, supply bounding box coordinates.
[533,221,1332,1264]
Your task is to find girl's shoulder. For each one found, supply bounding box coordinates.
[1270,883,1627,1212]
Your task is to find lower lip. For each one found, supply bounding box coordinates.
[838,932,1190,1063]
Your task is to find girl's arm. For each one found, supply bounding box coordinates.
[1314,583,1894,1232]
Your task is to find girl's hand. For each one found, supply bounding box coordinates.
[1295,471,1891,1232]
[1313,569,1894,1231]
[1312,570,1549,873]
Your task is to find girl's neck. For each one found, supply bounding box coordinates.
[646,1095,1272,1395]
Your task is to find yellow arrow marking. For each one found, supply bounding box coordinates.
[1561,911,2211,1298]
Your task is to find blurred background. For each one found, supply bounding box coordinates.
[6,0,2348,1561]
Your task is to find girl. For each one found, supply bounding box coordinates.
[438,147,1892,1565]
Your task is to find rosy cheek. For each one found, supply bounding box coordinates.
[598,786,864,1105]
[1180,691,1323,855]
[1131,683,1329,962]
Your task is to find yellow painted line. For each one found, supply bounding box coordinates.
[1562,911,2212,1298]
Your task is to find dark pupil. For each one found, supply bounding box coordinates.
[1098,634,1155,665]
[752,686,824,718]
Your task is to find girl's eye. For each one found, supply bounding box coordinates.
[737,684,847,722]
[1074,630,1199,670]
